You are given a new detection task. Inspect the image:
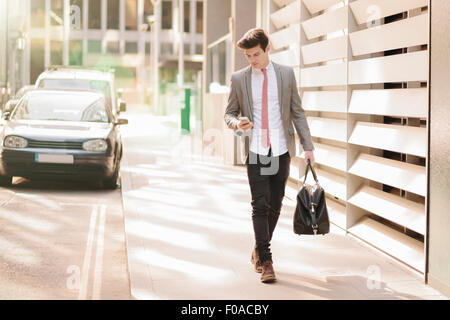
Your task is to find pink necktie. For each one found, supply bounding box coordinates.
[261,68,270,148]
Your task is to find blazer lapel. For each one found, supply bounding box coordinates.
[272,62,283,116]
[244,66,254,121]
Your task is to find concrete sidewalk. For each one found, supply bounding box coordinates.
[119,105,447,300]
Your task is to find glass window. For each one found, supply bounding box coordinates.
[145,43,151,55]
[88,0,102,29]
[195,44,202,55]
[106,41,120,54]
[88,40,102,53]
[125,42,138,54]
[50,41,63,65]
[161,43,173,55]
[13,93,110,123]
[70,0,83,30]
[107,0,120,30]
[162,1,172,30]
[30,0,46,28]
[144,1,154,31]
[30,39,45,84]
[184,44,190,55]
[37,79,112,102]
[160,68,176,83]
[184,1,190,32]
[126,0,138,30]
[207,38,228,90]
[51,0,64,26]
[196,1,203,34]
[69,40,83,65]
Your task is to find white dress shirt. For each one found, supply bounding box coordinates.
[250,61,288,157]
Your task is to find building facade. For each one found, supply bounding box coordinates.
[2,0,204,99]
[0,0,29,105]
[203,0,450,296]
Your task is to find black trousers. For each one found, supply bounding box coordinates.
[246,149,291,263]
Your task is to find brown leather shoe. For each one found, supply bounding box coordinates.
[260,261,276,283]
[251,249,263,273]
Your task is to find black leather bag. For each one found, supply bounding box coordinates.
[293,160,330,236]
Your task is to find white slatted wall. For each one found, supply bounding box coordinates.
[269,0,429,275]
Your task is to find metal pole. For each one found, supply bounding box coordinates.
[5,0,9,96]
[63,0,70,66]
[151,0,161,114]
[177,0,184,87]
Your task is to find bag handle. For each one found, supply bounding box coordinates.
[304,159,320,234]
[303,159,319,185]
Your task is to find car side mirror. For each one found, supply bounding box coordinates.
[3,111,11,120]
[116,118,128,126]
[119,101,127,113]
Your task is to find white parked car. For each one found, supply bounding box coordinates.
[35,66,126,117]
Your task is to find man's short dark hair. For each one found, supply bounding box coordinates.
[237,28,269,52]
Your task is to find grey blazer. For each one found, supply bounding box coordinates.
[224,61,314,163]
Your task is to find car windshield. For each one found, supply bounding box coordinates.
[38,79,111,100]
[12,93,110,123]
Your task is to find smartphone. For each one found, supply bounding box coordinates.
[236,117,250,136]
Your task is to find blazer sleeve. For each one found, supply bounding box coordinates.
[290,69,314,151]
[224,74,241,130]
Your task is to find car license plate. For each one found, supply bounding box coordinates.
[35,153,74,164]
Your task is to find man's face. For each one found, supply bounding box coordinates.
[243,44,270,69]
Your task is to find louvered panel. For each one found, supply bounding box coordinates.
[349,14,428,56]
[308,117,347,142]
[350,0,428,25]
[349,88,428,118]
[303,91,347,113]
[299,142,347,172]
[349,185,425,235]
[301,167,346,200]
[300,62,347,87]
[273,0,297,8]
[327,198,346,230]
[349,121,427,158]
[349,51,428,84]
[271,1,301,29]
[301,6,348,40]
[271,46,300,67]
[348,216,424,273]
[271,24,300,50]
[349,153,426,197]
[302,0,343,15]
[301,36,347,64]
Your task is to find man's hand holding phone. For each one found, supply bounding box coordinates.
[237,116,253,132]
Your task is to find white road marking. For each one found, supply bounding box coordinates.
[93,205,106,300]
[78,205,98,300]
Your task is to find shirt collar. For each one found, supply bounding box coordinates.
[251,61,273,74]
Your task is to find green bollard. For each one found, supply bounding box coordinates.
[181,88,191,135]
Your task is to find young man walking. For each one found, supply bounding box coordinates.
[224,28,315,283]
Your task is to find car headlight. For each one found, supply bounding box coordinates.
[4,136,28,148]
[82,139,108,152]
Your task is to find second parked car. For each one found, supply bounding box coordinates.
[35,66,126,117]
